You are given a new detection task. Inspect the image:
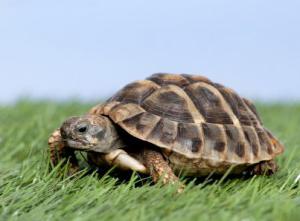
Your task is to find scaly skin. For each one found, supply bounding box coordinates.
[48,129,148,176]
[249,160,278,176]
[143,148,185,193]
[48,128,185,192]
[48,129,79,175]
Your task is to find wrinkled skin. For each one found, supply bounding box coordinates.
[49,114,277,192]
[60,115,124,154]
[48,115,183,191]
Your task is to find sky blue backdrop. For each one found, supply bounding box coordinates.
[0,0,300,102]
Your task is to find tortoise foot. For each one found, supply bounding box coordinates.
[143,148,185,193]
[249,160,278,176]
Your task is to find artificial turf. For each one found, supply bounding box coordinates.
[0,101,299,221]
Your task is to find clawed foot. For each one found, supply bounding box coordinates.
[143,148,185,193]
[48,129,80,176]
[249,160,278,176]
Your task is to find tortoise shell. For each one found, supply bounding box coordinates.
[89,73,284,175]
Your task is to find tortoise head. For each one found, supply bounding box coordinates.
[60,115,122,153]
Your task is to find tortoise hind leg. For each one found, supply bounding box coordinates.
[249,160,278,176]
[143,148,185,192]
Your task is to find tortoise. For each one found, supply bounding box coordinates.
[48,73,284,188]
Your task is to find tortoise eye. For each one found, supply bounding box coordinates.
[78,126,87,133]
[77,124,88,133]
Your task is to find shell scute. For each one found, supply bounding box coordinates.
[185,83,234,124]
[141,85,196,123]
[147,73,190,87]
[147,118,178,146]
[110,80,160,105]
[175,123,203,154]
[101,73,284,166]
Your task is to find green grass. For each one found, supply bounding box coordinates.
[0,100,299,221]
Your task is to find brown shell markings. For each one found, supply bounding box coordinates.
[91,73,284,166]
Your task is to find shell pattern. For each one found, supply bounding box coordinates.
[89,74,284,175]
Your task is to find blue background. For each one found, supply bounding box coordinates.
[0,0,299,102]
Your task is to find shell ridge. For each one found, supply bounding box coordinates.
[100,73,283,167]
[184,81,255,163]
[238,97,283,157]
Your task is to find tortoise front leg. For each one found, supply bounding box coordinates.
[48,129,79,175]
[87,149,148,174]
[143,148,185,192]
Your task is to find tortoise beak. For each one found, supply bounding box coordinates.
[67,139,91,151]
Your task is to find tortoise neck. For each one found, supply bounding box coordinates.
[104,117,127,151]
